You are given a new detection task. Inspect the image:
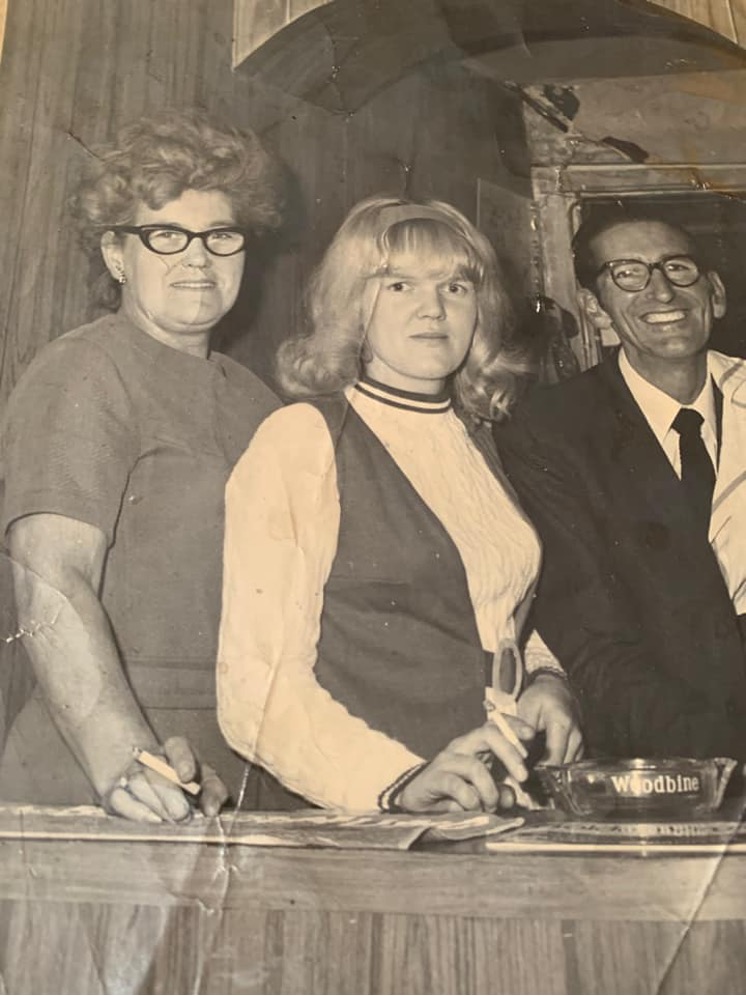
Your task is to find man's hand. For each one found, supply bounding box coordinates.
[517,673,584,764]
[397,719,534,813]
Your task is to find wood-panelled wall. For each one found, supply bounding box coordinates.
[2,0,744,400]
[653,0,746,43]
[0,0,523,741]
[0,0,525,399]
[0,0,263,409]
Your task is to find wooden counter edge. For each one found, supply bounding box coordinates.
[1,835,745,923]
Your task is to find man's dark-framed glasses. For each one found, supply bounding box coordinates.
[111,225,247,257]
[598,255,701,292]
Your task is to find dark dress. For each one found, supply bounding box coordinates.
[0,312,279,803]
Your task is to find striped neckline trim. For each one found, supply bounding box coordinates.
[354,377,452,413]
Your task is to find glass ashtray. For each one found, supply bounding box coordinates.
[534,756,737,819]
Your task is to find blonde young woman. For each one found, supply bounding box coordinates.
[218,195,583,813]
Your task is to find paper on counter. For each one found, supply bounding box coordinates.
[0,805,524,851]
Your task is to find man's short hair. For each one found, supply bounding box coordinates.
[571,205,701,290]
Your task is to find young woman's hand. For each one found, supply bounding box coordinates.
[396,718,534,813]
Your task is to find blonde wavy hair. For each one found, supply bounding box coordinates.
[276,194,529,423]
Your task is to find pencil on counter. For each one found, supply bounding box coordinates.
[134,749,201,795]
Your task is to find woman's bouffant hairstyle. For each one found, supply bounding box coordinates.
[72,108,285,308]
[277,195,528,423]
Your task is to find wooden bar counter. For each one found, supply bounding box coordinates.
[0,806,745,994]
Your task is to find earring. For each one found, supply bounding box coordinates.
[116,270,127,285]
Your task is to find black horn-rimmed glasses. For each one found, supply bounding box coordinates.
[597,255,701,293]
[109,225,248,257]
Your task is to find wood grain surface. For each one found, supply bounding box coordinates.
[1,807,745,992]
[3,833,746,920]
[1,817,746,993]
[0,0,527,402]
[652,0,741,42]
[0,0,250,410]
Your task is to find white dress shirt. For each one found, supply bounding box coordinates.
[708,351,746,613]
[618,349,746,616]
[618,349,718,478]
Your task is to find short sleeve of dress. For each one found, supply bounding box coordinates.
[1,336,137,544]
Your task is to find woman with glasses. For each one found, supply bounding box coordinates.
[0,110,283,821]
[217,195,583,813]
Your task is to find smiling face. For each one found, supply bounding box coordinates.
[581,220,726,385]
[362,249,479,394]
[101,188,245,356]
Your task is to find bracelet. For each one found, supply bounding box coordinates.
[378,761,429,813]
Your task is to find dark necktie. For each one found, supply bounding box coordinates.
[671,408,715,533]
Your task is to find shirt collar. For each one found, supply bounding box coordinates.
[618,349,716,446]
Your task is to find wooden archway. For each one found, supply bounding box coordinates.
[232,0,746,115]
[234,0,744,65]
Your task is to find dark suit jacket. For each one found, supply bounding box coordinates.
[496,353,746,761]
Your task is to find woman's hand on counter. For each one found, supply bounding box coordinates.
[8,514,231,824]
[105,764,192,823]
[104,736,229,822]
[162,736,229,818]
[517,673,584,764]
[396,720,533,814]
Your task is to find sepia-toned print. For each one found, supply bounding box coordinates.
[1,1,746,992]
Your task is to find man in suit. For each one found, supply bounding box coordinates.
[498,209,746,761]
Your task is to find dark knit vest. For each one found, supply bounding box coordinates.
[244,394,488,810]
